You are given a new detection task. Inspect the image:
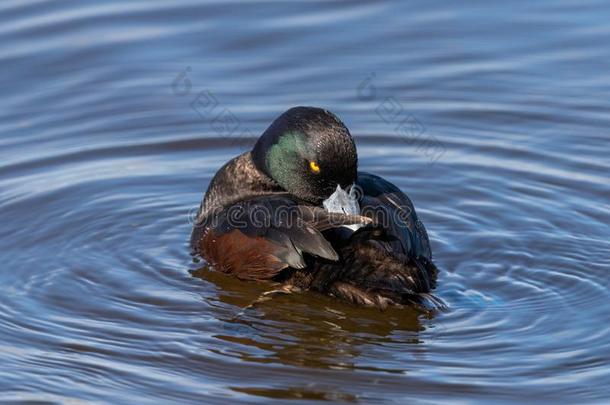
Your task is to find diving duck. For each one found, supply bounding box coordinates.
[191,107,438,309]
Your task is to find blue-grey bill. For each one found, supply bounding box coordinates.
[322,184,365,231]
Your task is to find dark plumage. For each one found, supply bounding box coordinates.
[191,106,438,309]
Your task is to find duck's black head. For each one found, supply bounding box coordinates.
[252,106,358,204]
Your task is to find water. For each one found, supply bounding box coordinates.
[1,1,609,403]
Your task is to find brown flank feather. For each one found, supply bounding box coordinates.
[200,229,288,280]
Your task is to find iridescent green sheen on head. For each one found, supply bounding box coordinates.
[267,131,311,190]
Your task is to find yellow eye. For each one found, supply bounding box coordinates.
[309,161,321,173]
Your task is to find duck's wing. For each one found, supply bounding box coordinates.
[191,194,371,280]
[356,172,432,260]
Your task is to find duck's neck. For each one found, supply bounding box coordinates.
[196,152,282,223]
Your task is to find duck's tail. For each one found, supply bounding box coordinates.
[289,227,441,310]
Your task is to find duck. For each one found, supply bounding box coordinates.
[190,106,438,309]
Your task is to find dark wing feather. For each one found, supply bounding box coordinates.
[296,205,373,231]
[191,194,371,280]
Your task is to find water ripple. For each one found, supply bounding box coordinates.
[2,0,610,402]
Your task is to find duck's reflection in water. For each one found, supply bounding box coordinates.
[191,265,436,372]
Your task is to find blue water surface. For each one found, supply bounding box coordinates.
[1,1,609,403]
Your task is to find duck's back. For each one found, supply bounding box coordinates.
[356,172,432,261]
